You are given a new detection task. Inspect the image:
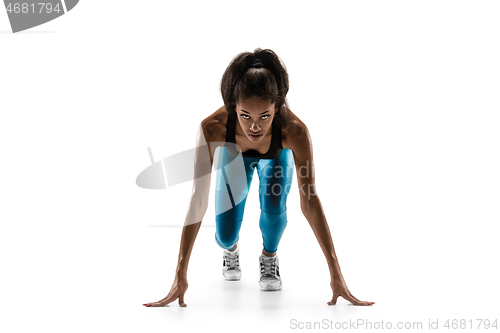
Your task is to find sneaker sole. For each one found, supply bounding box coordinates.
[259,282,282,291]
[223,273,242,281]
[224,278,241,281]
[260,287,282,291]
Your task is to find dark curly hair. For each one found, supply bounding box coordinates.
[220,48,291,129]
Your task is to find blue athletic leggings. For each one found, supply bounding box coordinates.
[214,147,294,254]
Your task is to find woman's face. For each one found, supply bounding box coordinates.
[235,96,276,143]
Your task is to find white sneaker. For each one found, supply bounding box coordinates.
[222,244,241,281]
[259,253,282,291]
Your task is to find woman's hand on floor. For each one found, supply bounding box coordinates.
[143,275,188,307]
[328,277,375,306]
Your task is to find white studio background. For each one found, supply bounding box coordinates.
[1,1,499,332]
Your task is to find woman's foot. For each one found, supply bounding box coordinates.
[259,253,281,291]
[222,243,241,281]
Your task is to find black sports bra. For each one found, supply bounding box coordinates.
[224,111,283,159]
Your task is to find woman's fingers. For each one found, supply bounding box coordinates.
[347,292,375,306]
[178,293,187,307]
[343,293,361,305]
[143,292,179,307]
[348,292,361,302]
[155,294,174,304]
[154,294,175,307]
[143,278,188,308]
[327,290,375,306]
[343,292,375,306]
[327,293,339,305]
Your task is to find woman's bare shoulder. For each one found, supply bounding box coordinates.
[200,106,228,142]
[282,107,309,149]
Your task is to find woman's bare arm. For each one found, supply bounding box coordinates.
[144,121,214,307]
[289,121,375,306]
[176,120,215,274]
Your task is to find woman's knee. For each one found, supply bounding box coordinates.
[215,223,240,250]
[215,233,238,250]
